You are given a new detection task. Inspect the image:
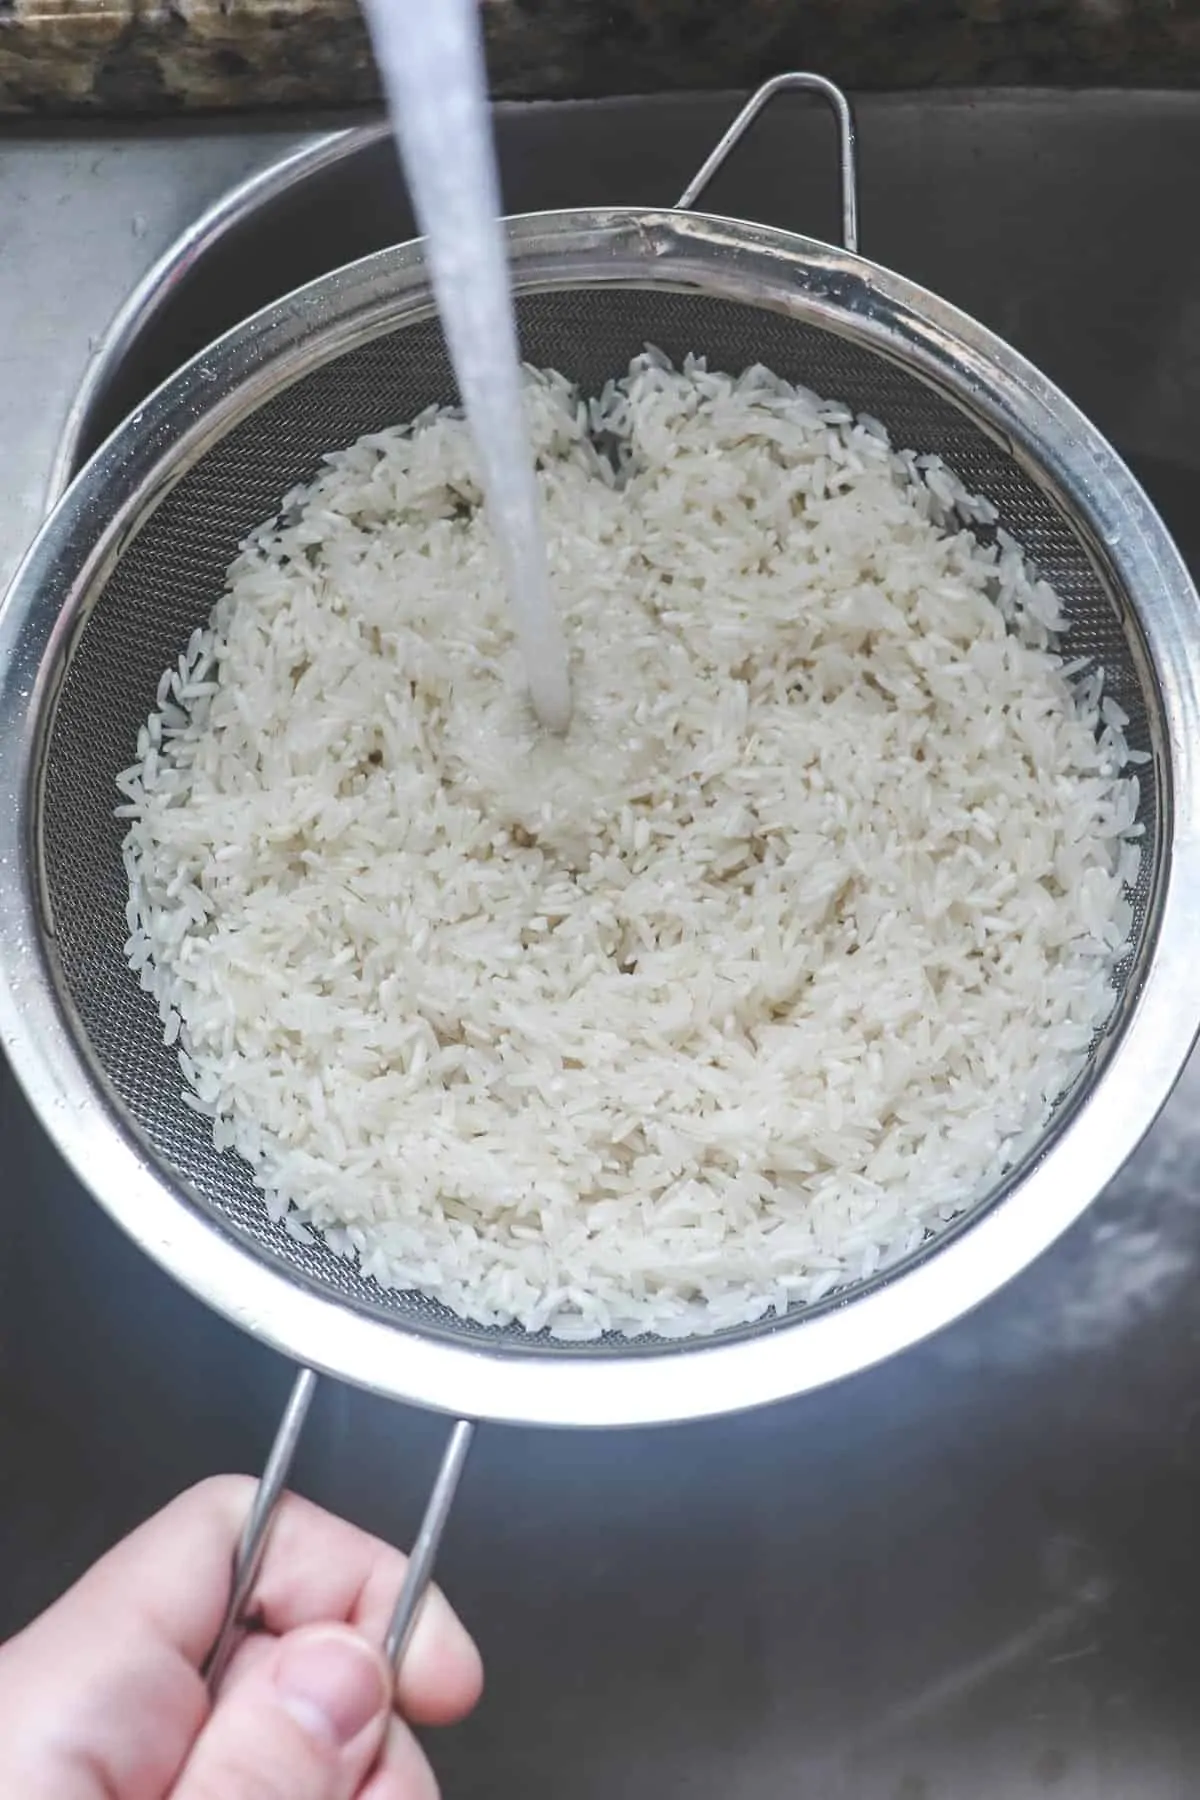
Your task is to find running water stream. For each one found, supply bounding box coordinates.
[359,0,573,733]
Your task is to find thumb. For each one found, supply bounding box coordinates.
[173,1623,390,1800]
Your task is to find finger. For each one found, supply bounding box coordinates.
[210,1526,481,1726]
[218,1645,454,1800]
[226,1491,480,1725]
[0,1479,481,1800]
[29,1476,260,1669]
[172,1623,389,1800]
[0,1615,203,1800]
[61,1477,481,1722]
[213,1629,278,1693]
[220,1603,479,1733]
[331,1580,482,1728]
[357,1716,442,1800]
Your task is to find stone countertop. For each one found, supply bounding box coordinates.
[2,0,1199,116]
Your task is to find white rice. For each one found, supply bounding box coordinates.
[117,353,1141,1340]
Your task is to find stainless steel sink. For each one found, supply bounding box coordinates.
[6,89,1200,1800]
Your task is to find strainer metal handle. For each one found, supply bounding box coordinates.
[204,1366,475,1689]
[203,67,863,1698]
[675,70,859,250]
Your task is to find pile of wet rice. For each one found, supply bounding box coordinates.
[118,354,1142,1338]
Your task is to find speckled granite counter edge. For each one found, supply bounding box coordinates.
[2,1,1200,115]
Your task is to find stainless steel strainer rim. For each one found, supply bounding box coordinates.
[1,199,1199,1431]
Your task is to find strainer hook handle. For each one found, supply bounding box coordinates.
[385,1417,475,1667]
[204,1365,475,1690]
[204,1364,319,1690]
[675,71,860,253]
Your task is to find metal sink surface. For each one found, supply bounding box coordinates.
[4,90,1200,1799]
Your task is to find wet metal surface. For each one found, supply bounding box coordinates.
[3,90,1200,1798]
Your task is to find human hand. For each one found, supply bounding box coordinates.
[0,1474,482,1800]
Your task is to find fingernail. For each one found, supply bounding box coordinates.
[275,1628,388,1750]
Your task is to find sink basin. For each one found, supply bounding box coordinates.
[8,88,1200,1800]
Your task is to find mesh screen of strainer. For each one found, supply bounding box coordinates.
[38,285,1162,1354]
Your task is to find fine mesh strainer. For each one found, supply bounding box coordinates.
[2,74,1200,1677]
